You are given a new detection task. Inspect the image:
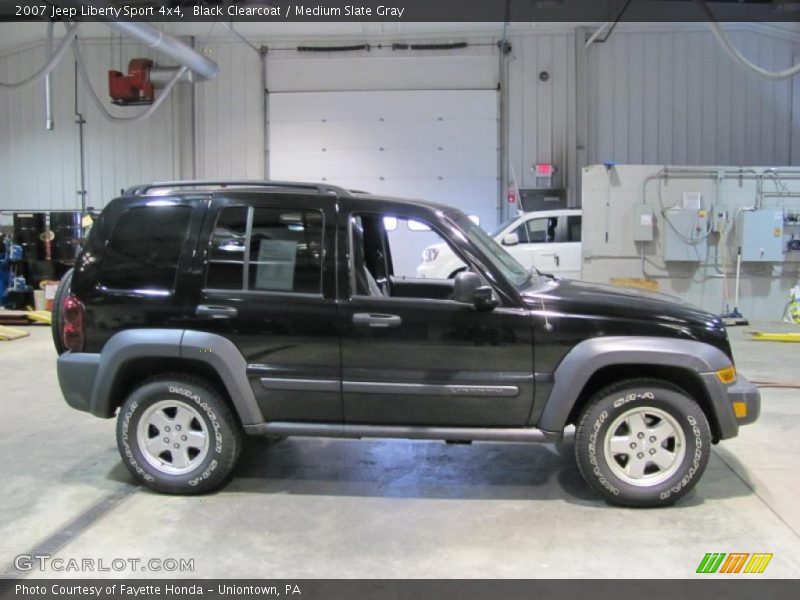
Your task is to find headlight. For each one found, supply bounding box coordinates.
[422,248,439,262]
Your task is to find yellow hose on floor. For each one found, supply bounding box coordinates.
[0,325,30,341]
[25,311,52,325]
[749,332,800,343]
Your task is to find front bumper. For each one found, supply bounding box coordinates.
[57,352,101,415]
[700,371,761,439]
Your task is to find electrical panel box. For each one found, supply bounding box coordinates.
[710,206,729,233]
[737,210,784,262]
[663,209,709,262]
[633,205,655,242]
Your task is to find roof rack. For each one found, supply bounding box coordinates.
[124,180,352,197]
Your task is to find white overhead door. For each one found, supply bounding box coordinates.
[269,89,498,276]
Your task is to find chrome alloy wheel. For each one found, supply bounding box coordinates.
[136,400,210,475]
[603,407,686,487]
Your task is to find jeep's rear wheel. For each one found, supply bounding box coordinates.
[116,375,242,494]
[574,379,711,508]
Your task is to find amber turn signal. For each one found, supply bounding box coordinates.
[716,365,737,385]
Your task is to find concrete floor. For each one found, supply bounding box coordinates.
[0,323,798,579]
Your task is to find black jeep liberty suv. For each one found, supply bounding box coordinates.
[53,181,760,507]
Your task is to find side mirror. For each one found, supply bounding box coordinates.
[502,232,519,246]
[453,271,498,311]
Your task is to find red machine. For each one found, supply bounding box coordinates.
[108,59,155,106]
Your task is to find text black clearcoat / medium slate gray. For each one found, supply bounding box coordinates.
[55,181,760,506]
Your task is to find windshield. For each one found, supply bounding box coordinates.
[458,216,532,288]
[489,217,518,238]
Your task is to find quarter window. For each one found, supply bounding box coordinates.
[99,206,191,291]
[206,206,324,294]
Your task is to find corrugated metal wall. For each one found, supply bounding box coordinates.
[0,39,178,216]
[1,25,799,215]
[195,42,263,180]
[507,32,576,191]
[587,26,800,167]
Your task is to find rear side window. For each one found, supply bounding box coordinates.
[567,215,582,242]
[99,206,191,291]
[206,206,324,294]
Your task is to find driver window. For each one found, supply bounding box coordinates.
[350,213,467,301]
[526,217,558,243]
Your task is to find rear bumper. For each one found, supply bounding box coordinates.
[57,352,101,415]
[700,371,761,439]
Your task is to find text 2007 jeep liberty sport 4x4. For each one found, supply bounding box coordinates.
[53,180,759,507]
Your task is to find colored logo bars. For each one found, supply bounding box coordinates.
[696,553,773,574]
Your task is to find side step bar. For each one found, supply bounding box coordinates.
[244,422,562,444]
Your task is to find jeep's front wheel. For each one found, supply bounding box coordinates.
[116,376,242,494]
[574,379,711,508]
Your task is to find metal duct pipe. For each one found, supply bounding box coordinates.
[149,67,196,87]
[106,20,218,81]
[45,21,55,130]
[66,0,218,81]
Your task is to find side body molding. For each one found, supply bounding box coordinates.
[89,329,262,424]
[536,336,733,433]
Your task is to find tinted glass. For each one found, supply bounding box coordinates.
[99,206,191,291]
[206,206,324,294]
[248,208,323,293]
[206,206,248,290]
[567,215,582,242]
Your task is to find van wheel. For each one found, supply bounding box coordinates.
[574,379,711,508]
[50,268,73,355]
[116,375,242,494]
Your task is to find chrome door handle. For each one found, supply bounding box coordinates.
[352,313,402,328]
[196,305,238,319]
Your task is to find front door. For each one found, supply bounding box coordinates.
[187,193,342,423]
[338,210,535,427]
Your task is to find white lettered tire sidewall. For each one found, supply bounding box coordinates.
[575,380,711,508]
[116,376,241,494]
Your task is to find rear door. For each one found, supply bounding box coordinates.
[186,192,342,423]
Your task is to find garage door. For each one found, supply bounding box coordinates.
[269,89,498,276]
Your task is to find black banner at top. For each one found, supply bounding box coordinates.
[1,0,800,23]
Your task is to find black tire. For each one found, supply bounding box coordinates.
[574,378,711,508]
[50,268,73,355]
[116,375,242,494]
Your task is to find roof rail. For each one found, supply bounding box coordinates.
[124,180,352,197]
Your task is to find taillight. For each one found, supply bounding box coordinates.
[62,294,85,352]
